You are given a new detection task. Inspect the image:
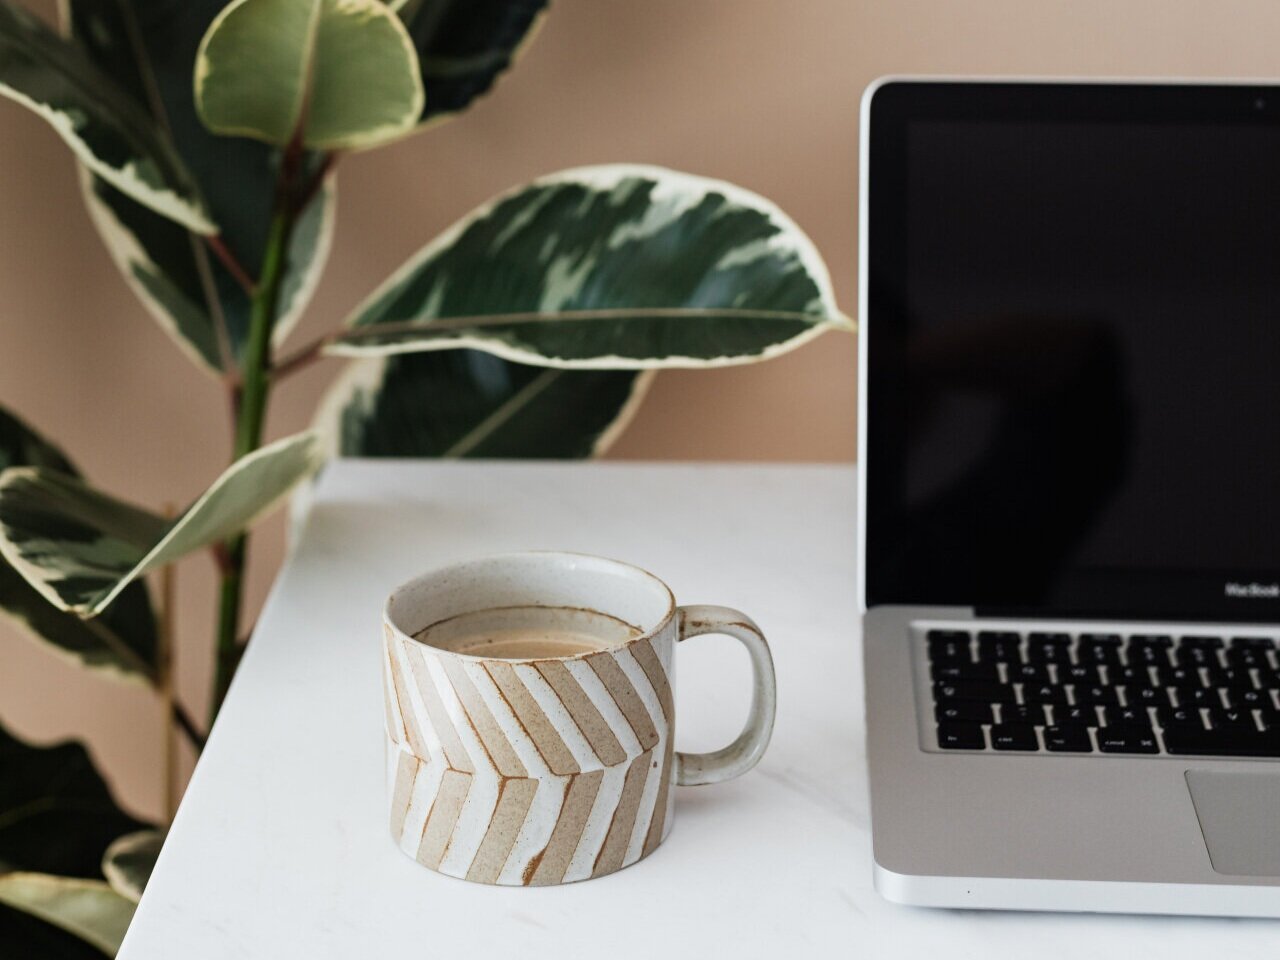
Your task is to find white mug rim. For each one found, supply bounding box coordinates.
[384,550,677,664]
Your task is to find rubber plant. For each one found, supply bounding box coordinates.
[0,0,849,953]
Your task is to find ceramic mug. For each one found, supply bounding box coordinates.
[381,551,777,885]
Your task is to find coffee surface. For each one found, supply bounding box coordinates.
[414,605,640,660]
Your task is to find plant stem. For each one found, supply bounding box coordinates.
[211,536,245,723]
[271,332,334,380]
[210,206,296,725]
[157,543,177,820]
[174,704,206,751]
[206,236,257,298]
[234,212,290,458]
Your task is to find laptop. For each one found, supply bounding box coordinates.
[858,78,1280,917]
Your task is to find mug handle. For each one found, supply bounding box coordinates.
[674,605,777,786]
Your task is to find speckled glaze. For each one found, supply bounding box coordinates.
[381,552,777,885]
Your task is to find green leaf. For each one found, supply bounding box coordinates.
[195,0,424,150]
[101,830,163,904]
[0,407,157,682]
[329,164,849,367]
[0,901,114,960]
[0,410,73,476]
[0,431,323,617]
[0,0,211,233]
[314,351,652,458]
[396,0,546,126]
[0,564,159,684]
[0,875,134,956]
[0,722,149,955]
[0,722,149,878]
[65,0,337,374]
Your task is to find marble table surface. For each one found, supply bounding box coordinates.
[119,461,1278,958]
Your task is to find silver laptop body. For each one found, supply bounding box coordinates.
[859,78,1280,917]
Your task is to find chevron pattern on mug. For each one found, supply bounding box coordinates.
[381,552,776,886]
[383,625,676,885]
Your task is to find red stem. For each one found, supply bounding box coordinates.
[209,541,233,577]
[293,153,338,217]
[206,236,257,296]
[271,333,334,380]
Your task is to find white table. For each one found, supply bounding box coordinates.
[120,461,1278,958]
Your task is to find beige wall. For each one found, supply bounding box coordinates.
[3,0,1279,820]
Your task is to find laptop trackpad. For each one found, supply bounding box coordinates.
[1186,770,1280,876]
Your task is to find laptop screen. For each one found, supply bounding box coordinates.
[865,82,1280,620]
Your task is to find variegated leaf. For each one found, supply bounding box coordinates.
[0,875,134,956]
[101,830,163,904]
[0,407,157,681]
[0,721,145,954]
[0,722,150,878]
[65,0,337,373]
[0,432,323,617]
[195,0,423,151]
[0,410,73,476]
[0,1,211,233]
[314,351,652,459]
[0,902,113,959]
[395,0,546,127]
[329,165,849,367]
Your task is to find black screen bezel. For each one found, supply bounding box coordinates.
[864,80,1280,621]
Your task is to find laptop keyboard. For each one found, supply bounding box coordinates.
[927,629,1280,757]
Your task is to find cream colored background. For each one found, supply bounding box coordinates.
[2,0,1277,820]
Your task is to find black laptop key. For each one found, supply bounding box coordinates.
[930,661,1000,682]
[1155,705,1203,728]
[1057,705,1098,726]
[1225,687,1268,709]
[1227,648,1272,670]
[1071,684,1119,706]
[1006,663,1052,686]
[1112,665,1155,689]
[1096,725,1159,754]
[1100,706,1150,727]
[1171,686,1221,708]
[1001,703,1047,725]
[1080,633,1123,645]
[1043,724,1093,752]
[990,724,1039,751]
[976,630,1020,642]
[1162,726,1280,757]
[1175,646,1218,669]
[1151,665,1201,688]
[928,637,972,663]
[1126,644,1170,667]
[1130,634,1173,647]
[1061,664,1104,685]
[1027,643,1071,664]
[933,680,1015,704]
[1230,636,1275,649]
[1022,683,1068,705]
[936,702,993,724]
[976,632,1022,663]
[1077,643,1122,667]
[1028,632,1071,646]
[1206,707,1258,732]
[1203,666,1256,691]
[936,722,985,750]
[1180,635,1224,649]
[1125,685,1170,706]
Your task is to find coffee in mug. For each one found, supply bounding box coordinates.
[413,605,640,660]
